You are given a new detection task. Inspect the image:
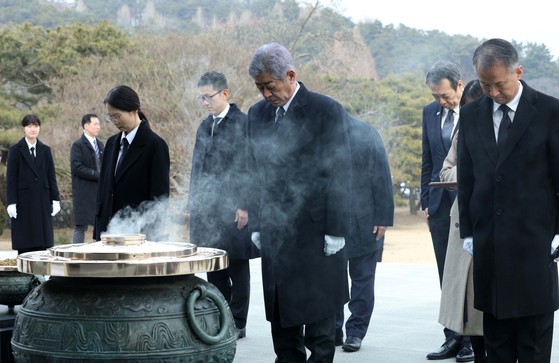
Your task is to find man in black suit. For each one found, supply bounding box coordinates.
[93,85,170,241]
[6,114,61,254]
[458,38,559,362]
[188,71,259,339]
[335,114,394,353]
[421,61,474,361]
[247,42,351,362]
[70,114,104,243]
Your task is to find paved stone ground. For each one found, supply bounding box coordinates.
[232,259,559,362]
[2,207,559,362]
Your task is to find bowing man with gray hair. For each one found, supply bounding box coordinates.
[246,42,352,362]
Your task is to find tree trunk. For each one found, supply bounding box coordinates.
[409,192,418,215]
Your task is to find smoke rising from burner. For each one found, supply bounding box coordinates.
[104,196,187,242]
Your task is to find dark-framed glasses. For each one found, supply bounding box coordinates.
[197,89,224,104]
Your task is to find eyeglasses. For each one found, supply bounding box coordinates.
[105,113,121,123]
[197,89,224,104]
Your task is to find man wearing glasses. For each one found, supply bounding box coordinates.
[187,71,259,340]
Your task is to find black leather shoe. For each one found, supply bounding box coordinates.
[426,338,460,360]
[456,342,475,362]
[342,336,362,352]
[335,329,343,346]
[236,327,246,339]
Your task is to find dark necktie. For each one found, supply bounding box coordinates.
[211,117,222,137]
[441,110,454,151]
[116,138,129,172]
[275,107,285,124]
[498,104,511,154]
[30,146,36,166]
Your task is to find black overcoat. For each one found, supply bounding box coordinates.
[93,121,170,240]
[71,134,104,226]
[247,83,351,327]
[345,115,394,259]
[188,104,259,260]
[458,81,559,319]
[6,138,60,250]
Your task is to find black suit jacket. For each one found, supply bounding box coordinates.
[247,82,351,327]
[93,120,170,240]
[421,102,457,218]
[71,134,104,226]
[188,104,258,260]
[345,114,394,259]
[6,138,60,250]
[458,81,559,319]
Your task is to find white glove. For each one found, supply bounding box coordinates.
[463,236,473,256]
[6,204,17,219]
[551,235,559,262]
[51,200,61,216]
[324,235,345,256]
[251,232,261,250]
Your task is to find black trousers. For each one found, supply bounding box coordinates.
[335,247,380,339]
[427,194,452,287]
[17,246,47,255]
[72,224,89,244]
[483,312,554,363]
[471,335,486,363]
[271,292,336,363]
[206,258,251,329]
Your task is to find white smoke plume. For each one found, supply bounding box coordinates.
[104,196,188,242]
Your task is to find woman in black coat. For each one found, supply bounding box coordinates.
[6,114,61,254]
[93,85,170,241]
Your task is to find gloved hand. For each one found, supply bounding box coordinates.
[550,235,559,262]
[51,200,61,217]
[463,236,473,256]
[324,235,345,256]
[6,204,17,219]
[251,232,261,250]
